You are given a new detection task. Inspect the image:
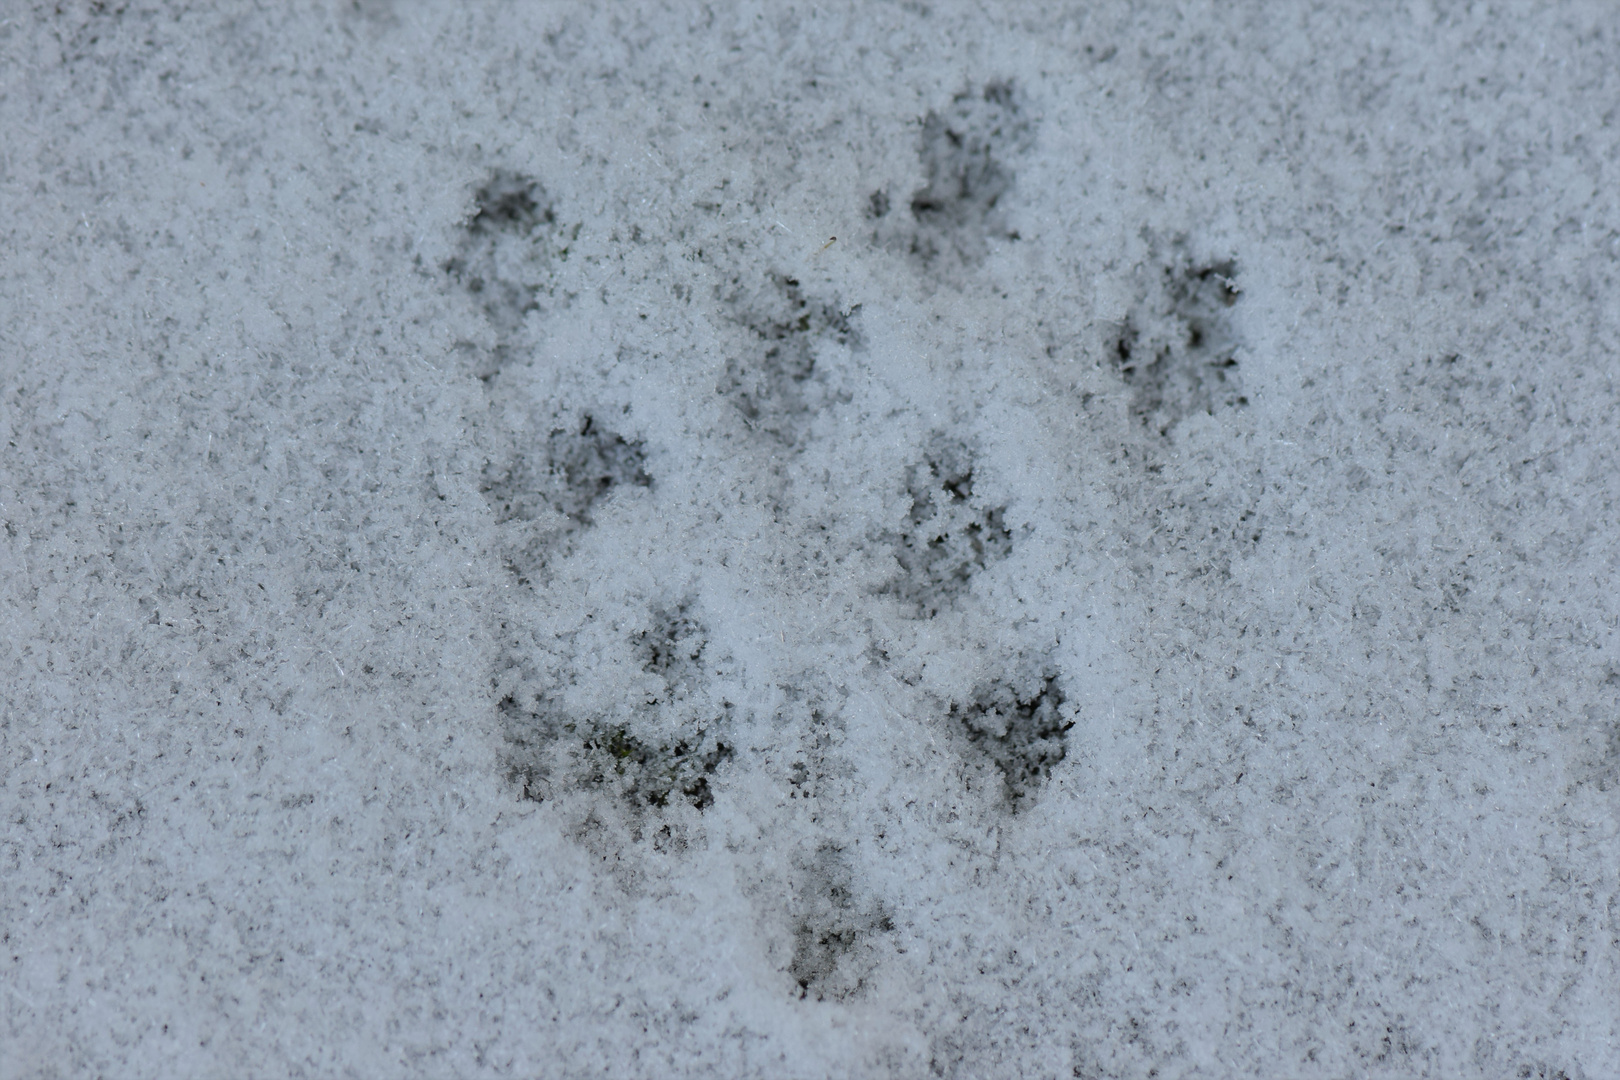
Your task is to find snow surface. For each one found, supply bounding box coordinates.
[3,3,1619,1077]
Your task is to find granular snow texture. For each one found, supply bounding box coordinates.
[3,3,1618,1078]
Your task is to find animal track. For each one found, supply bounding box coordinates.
[480,412,651,530]
[720,274,858,444]
[498,608,731,814]
[901,79,1033,269]
[500,691,733,812]
[578,725,734,812]
[886,442,1013,618]
[635,603,705,691]
[951,672,1071,809]
[1112,243,1245,435]
[787,843,893,1000]
[445,168,580,381]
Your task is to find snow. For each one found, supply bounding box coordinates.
[3,3,1618,1077]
